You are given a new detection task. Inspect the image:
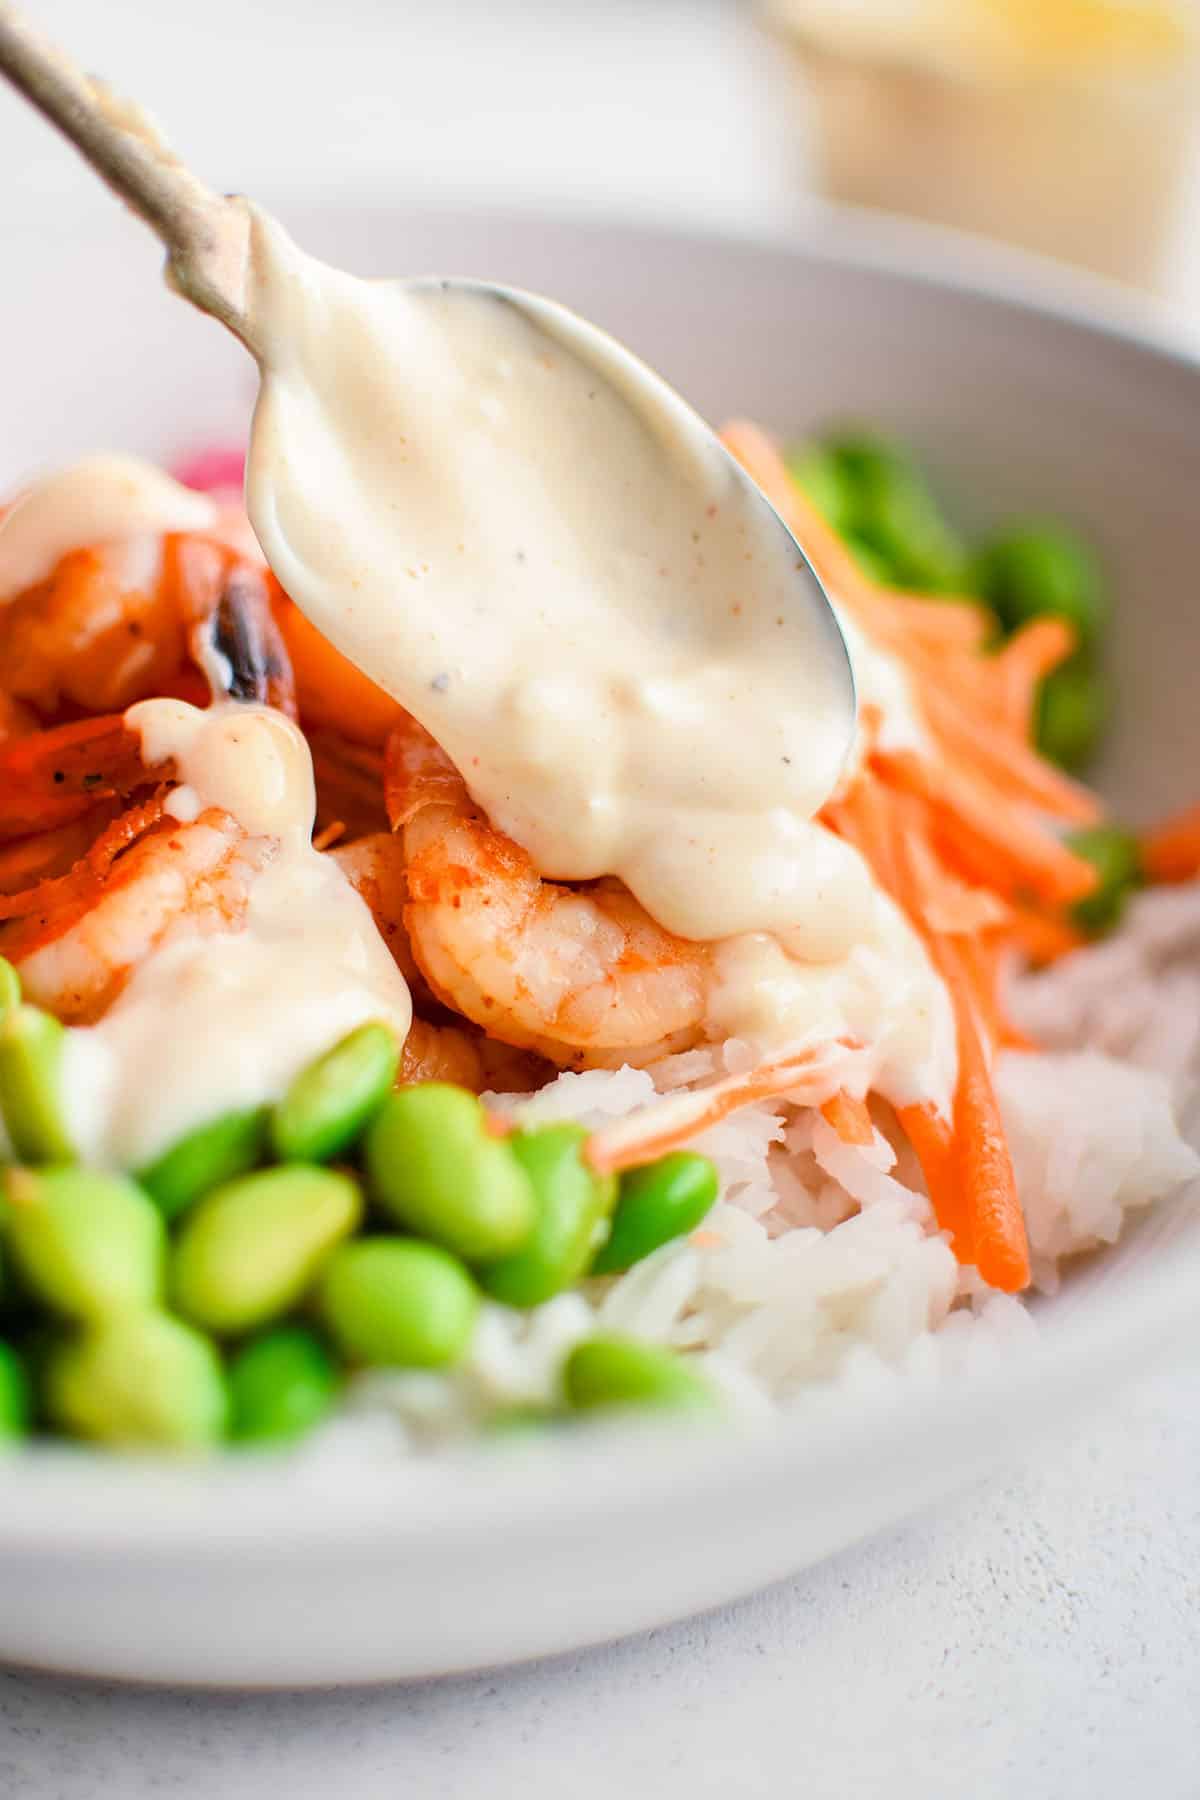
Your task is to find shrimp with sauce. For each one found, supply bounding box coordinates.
[0,709,274,1023]
[383,714,710,1069]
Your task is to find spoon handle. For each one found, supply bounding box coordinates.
[0,1,254,345]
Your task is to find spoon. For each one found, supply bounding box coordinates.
[0,5,852,687]
[0,2,865,949]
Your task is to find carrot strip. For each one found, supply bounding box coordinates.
[988,617,1076,738]
[947,985,1029,1291]
[587,1039,861,1174]
[820,1091,874,1146]
[897,1101,973,1257]
[1139,801,1200,885]
[911,667,1097,823]
[882,797,1030,1291]
[1006,904,1084,966]
[879,750,1098,908]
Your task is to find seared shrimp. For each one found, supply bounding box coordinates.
[399,1017,550,1094]
[0,714,156,844]
[329,830,425,992]
[384,717,710,1068]
[0,533,295,719]
[1,804,272,1024]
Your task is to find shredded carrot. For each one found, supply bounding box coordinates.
[820,1091,874,1146]
[989,616,1076,738]
[909,665,1097,824]
[879,749,1098,909]
[1139,800,1200,885]
[888,824,1030,1292]
[897,1102,972,1257]
[1006,903,1084,966]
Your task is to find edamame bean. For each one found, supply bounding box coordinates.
[318,1238,478,1368]
[786,445,856,538]
[271,1023,400,1163]
[974,522,1105,648]
[364,1084,535,1262]
[843,535,897,588]
[0,1005,73,1164]
[228,1326,340,1443]
[825,434,970,593]
[1068,824,1143,935]
[0,958,20,1020]
[137,1106,269,1223]
[1035,660,1108,771]
[0,1342,31,1441]
[2,1167,164,1320]
[563,1336,714,1414]
[44,1311,228,1449]
[591,1151,718,1275]
[479,1124,616,1309]
[171,1165,362,1336]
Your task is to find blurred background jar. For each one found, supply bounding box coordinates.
[760,0,1200,288]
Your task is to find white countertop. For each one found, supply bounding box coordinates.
[3,2,1199,1792]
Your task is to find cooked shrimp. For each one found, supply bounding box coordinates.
[384,716,710,1068]
[0,533,295,719]
[0,714,156,843]
[399,1016,550,1094]
[2,805,272,1024]
[329,830,425,993]
[0,803,123,896]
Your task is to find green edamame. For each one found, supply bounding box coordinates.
[1068,824,1143,935]
[1035,660,1108,772]
[591,1151,719,1275]
[786,445,856,539]
[843,535,897,587]
[0,1342,31,1440]
[364,1084,535,1262]
[270,1022,400,1163]
[44,1311,228,1449]
[171,1165,362,1336]
[137,1106,268,1223]
[563,1336,714,1414]
[0,1004,73,1164]
[318,1238,478,1368]
[974,521,1105,649]
[0,958,20,1021]
[820,434,970,593]
[1,1167,164,1321]
[479,1124,616,1309]
[228,1326,340,1443]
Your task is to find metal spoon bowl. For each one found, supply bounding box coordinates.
[0,0,855,755]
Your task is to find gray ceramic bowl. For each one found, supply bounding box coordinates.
[1,205,1198,1685]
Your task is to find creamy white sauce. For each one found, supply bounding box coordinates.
[0,455,216,602]
[708,895,954,1109]
[241,208,876,952]
[60,702,411,1170]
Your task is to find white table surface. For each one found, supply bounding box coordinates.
[3,2,1200,1792]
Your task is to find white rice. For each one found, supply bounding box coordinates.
[318,883,1200,1452]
